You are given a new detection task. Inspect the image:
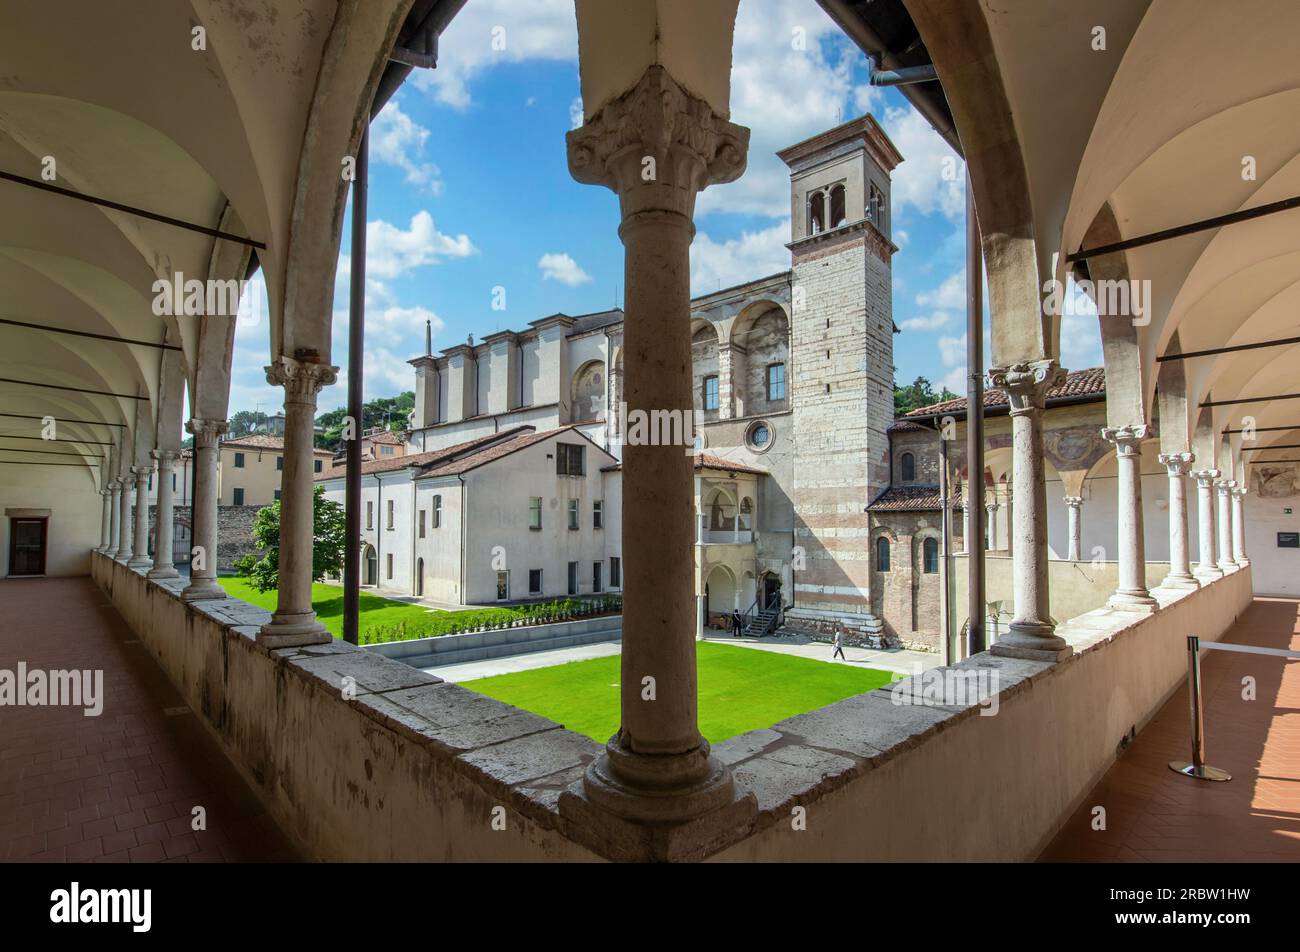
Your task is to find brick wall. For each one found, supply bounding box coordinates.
[148,504,266,573]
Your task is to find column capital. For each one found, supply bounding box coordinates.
[1158,451,1195,475]
[151,448,181,466]
[1216,478,1237,492]
[1063,495,1083,509]
[1232,485,1248,498]
[186,418,228,448]
[130,463,154,478]
[100,487,113,497]
[1191,468,1220,487]
[988,359,1065,417]
[1101,423,1149,456]
[265,355,338,404]
[566,65,750,221]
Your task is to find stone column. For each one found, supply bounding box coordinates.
[257,357,337,647]
[107,481,121,555]
[1216,479,1235,568]
[148,450,181,579]
[127,464,154,568]
[1192,469,1223,580]
[1158,452,1198,589]
[1102,425,1157,612]
[562,65,752,829]
[98,486,113,553]
[717,342,735,419]
[988,360,1071,661]
[182,419,227,600]
[1232,486,1248,565]
[1064,496,1083,561]
[985,499,999,550]
[115,475,133,561]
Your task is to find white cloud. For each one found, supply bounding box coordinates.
[538,252,592,287]
[915,269,965,310]
[365,212,475,279]
[900,311,953,333]
[371,99,442,194]
[882,105,965,222]
[690,221,791,295]
[938,333,966,368]
[569,96,584,130]
[411,0,579,110]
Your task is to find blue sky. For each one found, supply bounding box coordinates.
[228,0,1102,418]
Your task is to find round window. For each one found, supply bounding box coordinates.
[746,421,774,452]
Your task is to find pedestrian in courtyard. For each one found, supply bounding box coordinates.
[832,625,846,660]
[730,609,742,637]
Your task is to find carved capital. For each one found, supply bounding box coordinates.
[186,418,228,449]
[266,356,338,405]
[1101,423,1149,457]
[1158,451,1195,476]
[1232,485,1247,498]
[151,449,181,468]
[131,464,154,479]
[1216,478,1237,493]
[566,65,750,221]
[1063,495,1083,509]
[988,359,1065,418]
[1192,468,1221,488]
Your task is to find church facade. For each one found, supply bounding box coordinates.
[316,115,914,644]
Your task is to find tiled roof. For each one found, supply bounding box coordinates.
[903,367,1106,418]
[418,427,578,478]
[888,419,931,433]
[866,484,962,512]
[600,452,768,476]
[364,430,405,445]
[222,433,285,450]
[314,427,534,481]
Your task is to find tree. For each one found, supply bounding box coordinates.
[228,409,271,438]
[234,486,346,593]
[315,391,414,449]
[894,375,959,416]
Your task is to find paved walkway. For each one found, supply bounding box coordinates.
[426,628,942,683]
[0,576,297,862]
[1042,596,1300,862]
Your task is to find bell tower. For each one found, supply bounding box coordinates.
[777,114,902,638]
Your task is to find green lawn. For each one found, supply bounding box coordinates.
[462,640,897,744]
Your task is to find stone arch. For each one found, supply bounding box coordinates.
[704,563,737,618]
[691,321,720,420]
[571,359,606,423]
[729,300,789,417]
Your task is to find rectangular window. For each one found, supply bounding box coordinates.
[314,459,323,474]
[386,553,393,580]
[529,496,542,530]
[593,500,603,529]
[568,498,579,530]
[366,500,373,530]
[276,456,283,471]
[380,445,394,456]
[766,363,786,401]
[610,556,621,588]
[232,488,245,506]
[592,562,603,593]
[418,509,426,539]
[233,452,245,469]
[386,499,394,529]
[147,474,152,491]
[171,473,176,490]
[528,569,542,595]
[567,561,578,596]
[433,495,442,528]
[496,570,509,601]
[273,489,281,502]
[556,443,585,476]
[703,375,719,411]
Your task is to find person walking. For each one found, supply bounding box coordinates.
[832,625,846,660]
[730,609,743,638]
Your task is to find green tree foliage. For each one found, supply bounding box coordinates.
[228,409,272,438]
[314,391,415,449]
[234,487,346,593]
[894,376,959,416]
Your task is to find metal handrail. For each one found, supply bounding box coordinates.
[1170,634,1300,782]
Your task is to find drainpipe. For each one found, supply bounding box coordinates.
[343,126,367,645]
[939,434,952,666]
[457,473,467,603]
[866,54,938,87]
[965,176,986,656]
[410,467,418,595]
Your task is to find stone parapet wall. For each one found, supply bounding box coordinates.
[92,553,601,862]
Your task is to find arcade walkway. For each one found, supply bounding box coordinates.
[1042,597,1300,862]
[0,577,296,862]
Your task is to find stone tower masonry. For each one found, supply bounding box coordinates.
[776,115,902,638]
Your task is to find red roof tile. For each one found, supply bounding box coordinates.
[866,485,962,512]
[903,367,1105,418]
[314,427,533,481]
[601,452,767,476]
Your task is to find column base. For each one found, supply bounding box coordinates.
[127,556,153,570]
[1106,590,1158,614]
[989,622,1072,663]
[257,611,332,648]
[147,565,180,580]
[1158,573,1200,591]
[181,578,226,601]
[558,731,757,861]
[1195,566,1224,581]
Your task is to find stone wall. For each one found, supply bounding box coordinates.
[147,504,265,572]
